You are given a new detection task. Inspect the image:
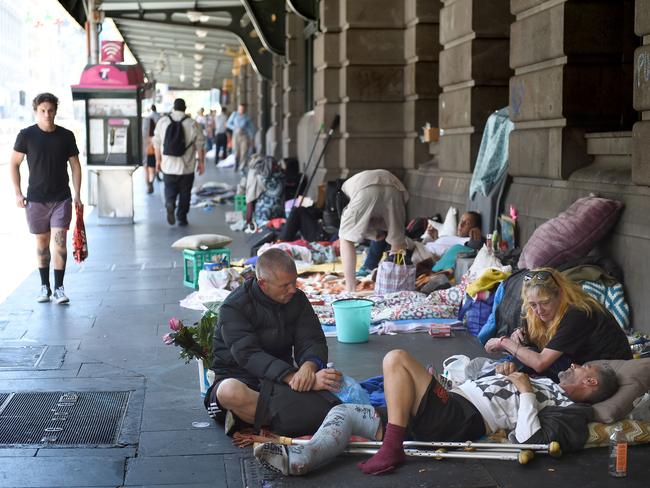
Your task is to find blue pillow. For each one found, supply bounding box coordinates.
[432,244,474,273]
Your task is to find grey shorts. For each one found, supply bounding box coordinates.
[339,185,407,247]
[25,199,72,235]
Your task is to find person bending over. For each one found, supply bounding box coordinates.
[338,170,409,292]
[255,349,618,476]
[485,268,631,381]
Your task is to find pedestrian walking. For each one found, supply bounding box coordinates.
[9,92,82,304]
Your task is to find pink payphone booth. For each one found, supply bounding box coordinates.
[71,63,152,224]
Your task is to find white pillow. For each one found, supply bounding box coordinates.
[433,206,458,237]
[171,234,232,250]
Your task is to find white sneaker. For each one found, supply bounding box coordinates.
[52,286,70,304]
[37,285,51,303]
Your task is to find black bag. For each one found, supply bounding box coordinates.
[322,178,348,233]
[247,228,277,257]
[162,115,191,156]
[254,380,341,437]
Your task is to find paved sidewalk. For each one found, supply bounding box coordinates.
[0,162,646,487]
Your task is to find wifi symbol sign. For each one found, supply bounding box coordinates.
[101,41,124,63]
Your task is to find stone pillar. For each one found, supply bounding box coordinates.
[633,0,650,185]
[338,0,407,176]
[438,0,512,173]
[282,10,306,158]
[246,65,258,125]
[266,55,284,159]
[403,0,441,168]
[509,0,635,179]
[313,0,343,179]
[236,59,248,105]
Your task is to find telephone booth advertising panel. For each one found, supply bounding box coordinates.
[71,64,152,224]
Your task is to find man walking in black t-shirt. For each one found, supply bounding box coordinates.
[9,93,82,304]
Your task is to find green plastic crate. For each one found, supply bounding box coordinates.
[183,248,231,289]
[234,194,247,212]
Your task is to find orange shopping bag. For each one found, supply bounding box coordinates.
[72,204,88,263]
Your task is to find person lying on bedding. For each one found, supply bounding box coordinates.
[254,349,618,476]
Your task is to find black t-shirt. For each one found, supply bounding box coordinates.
[14,124,79,203]
[545,306,632,364]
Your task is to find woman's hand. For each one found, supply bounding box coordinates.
[510,328,526,345]
[485,337,505,354]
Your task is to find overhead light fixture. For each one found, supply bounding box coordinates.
[194,63,203,70]
[154,51,166,73]
[194,70,202,77]
[195,29,207,38]
[194,42,205,51]
[193,54,203,61]
[186,10,202,22]
[193,82,200,88]
[187,11,210,23]
[179,73,186,82]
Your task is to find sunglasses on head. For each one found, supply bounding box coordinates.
[524,270,558,285]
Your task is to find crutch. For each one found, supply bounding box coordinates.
[290,123,326,208]
[344,447,535,465]
[293,114,340,209]
[337,440,561,458]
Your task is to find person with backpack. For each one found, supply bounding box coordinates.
[153,98,205,226]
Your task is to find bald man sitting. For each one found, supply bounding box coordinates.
[204,248,342,436]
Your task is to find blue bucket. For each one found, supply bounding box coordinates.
[332,299,373,343]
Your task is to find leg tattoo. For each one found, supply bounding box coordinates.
[37,246,51,268]
[54,230,66,248]
[52,230,67,270]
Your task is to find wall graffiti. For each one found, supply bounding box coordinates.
[637,51,650,88]
[511,79,525,117]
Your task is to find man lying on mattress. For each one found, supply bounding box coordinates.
[254,348,618,476]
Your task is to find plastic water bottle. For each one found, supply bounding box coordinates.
[608,426,627,477]
[326,362,371,405]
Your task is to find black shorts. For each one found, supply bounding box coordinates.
[204,377,259,424]
[145,154,156,168]
[409,377,486,441]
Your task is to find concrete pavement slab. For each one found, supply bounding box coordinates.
[125,454,224,486]
[0,457,125,487]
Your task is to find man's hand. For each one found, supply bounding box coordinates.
[197,161,205,176]
[15,194,26,208]
[73,195,82,208]
[508,372,533,394]
[288,361,317,392]
[314,367,343,392]
[426,224,438,241]
[495,361,517,376]
[469,227,482,242]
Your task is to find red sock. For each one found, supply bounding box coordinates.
[358,423,406,475]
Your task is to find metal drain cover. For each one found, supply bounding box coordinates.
[241,456,280,488]
[0,391,130,446]
[0,346,47,369]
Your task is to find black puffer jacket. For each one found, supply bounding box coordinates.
[211,279,328,387]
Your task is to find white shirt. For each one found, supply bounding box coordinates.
[215,113,228,134]
[457,376,573,442]
[153,111,205,175]
[425,235,470,256]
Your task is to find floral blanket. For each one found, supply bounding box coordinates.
[310,289,464,326]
